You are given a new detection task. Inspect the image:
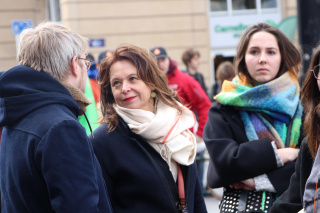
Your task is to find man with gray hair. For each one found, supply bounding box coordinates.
[0,22,112,213]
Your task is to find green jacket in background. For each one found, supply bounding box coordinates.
[79,78,100,135]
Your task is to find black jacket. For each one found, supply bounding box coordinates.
[270,141,313,212]
[90,118,207,213]
[203,101,303,195]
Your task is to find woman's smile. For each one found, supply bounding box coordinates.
[123,96,136,102]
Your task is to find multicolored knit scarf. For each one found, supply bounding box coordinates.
[215,71,303,148]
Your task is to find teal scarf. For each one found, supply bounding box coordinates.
[215,72,302,148]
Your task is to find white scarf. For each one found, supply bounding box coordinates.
[114,99,197,180]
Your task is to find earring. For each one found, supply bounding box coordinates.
[151,91,156,98]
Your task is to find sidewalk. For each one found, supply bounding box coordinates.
[204,188,222,212]
[201,152,222,212]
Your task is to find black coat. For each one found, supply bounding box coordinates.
[270,141,313,212]
[203,101,303,195]
[0,66,112,213]
[90,118,207,213]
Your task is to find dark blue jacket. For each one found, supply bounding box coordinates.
[90,118,207,213]
[0,71,3,143]
[0,65,112,213]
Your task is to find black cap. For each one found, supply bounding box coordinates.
[98,50,113,64]
[150,46,168,59]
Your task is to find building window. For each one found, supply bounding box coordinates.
[211,0,227,12]
[47,0,61,22]
[210,0,278,14]
[261,0,277,8]
[232,0,256,10]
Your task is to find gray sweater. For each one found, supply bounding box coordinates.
[303,145,320,212]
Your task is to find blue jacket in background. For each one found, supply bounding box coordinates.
[88,62,99,80]
[0,65,112,213]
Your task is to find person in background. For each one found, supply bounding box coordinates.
[86,53,95,63]
[86,53,98,81]
[0,22,112,213]
[181,47,211,195]
[78,76,100,135]
[209,61,235,102]
[204,22,303,212]
[270,43,320,213]
[78,53,100,135]
[181,48,208,95]
[151,46,211,195]
[87,53,98,81]
[87,53,100,104]
[90,43,207,213]
[98,50,113,69]
[150,46,211,144]
[89,50,114,104]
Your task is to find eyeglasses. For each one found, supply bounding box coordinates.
[78,57,91,71]
[310,65,320,80]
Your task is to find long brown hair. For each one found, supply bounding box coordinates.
[99,43,181,132]
[301,44,320,158]
[234,22,301,86]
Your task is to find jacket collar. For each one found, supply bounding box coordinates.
[59,82,92,116]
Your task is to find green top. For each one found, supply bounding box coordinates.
[78,78,100,135]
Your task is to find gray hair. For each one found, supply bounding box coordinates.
[18,22,88,80]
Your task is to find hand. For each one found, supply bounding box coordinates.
[194,135,206,153]
[277,148,300,164]
[229,178,255,190]
[195,134,203,143]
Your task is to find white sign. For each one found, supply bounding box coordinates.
[209,13,282,49]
